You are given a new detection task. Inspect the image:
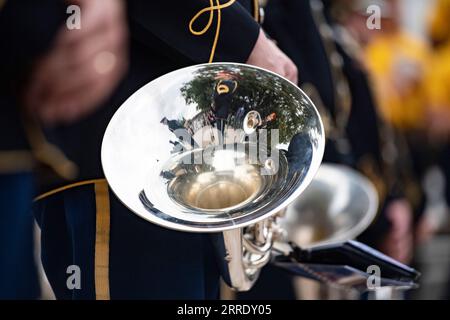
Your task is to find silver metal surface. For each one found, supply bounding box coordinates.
[280,163,379,248]
[101,63,325,233]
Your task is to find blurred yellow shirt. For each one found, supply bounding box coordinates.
[364,32,430,130]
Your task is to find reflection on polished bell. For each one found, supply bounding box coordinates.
[101,63,325,291]
[101,63,325,233]
[280,163,378,248]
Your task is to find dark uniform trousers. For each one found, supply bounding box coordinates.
[33,0,261,299]
[0,173,38,299]
[0,0,65,299]
[34,182,220,299]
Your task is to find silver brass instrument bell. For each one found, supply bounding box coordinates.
[279,163,378,248]
[101,63,325,291]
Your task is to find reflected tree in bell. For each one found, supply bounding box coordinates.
[179,65,312,145]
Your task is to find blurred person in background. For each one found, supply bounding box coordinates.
[355,0,449,244]
[334,0,429,250]
[0,0,127,299]
[238,0,416,300]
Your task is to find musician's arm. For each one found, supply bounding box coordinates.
[127,0,260,63]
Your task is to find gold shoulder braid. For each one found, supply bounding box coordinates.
[189,0,262,63]
[189,0,237,63]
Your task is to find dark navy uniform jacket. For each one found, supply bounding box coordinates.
[39,0,261,191]
[31,0,262,300]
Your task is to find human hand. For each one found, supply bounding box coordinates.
[246,29,298,84]
[25,0,128,125]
